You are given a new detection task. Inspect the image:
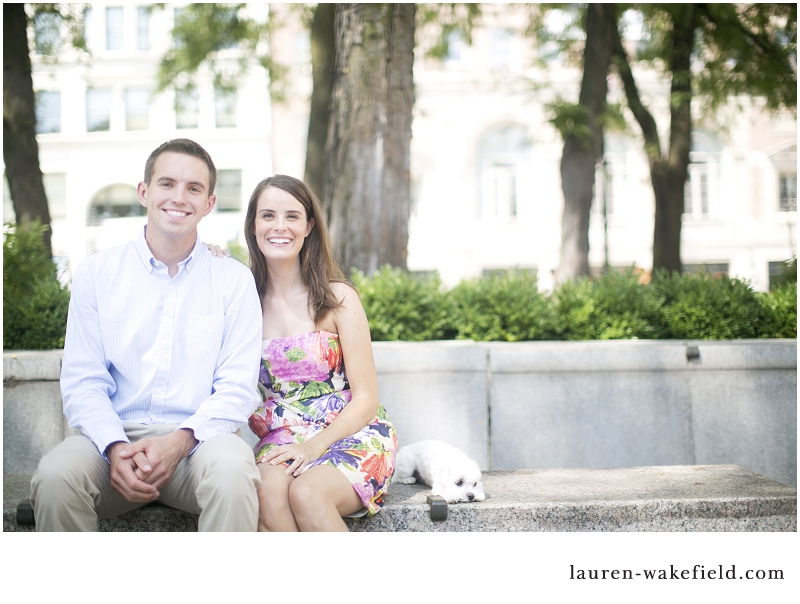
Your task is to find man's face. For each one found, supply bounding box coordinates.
[137,151,216,244]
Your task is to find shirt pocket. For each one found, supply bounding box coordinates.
[185,315,225,368]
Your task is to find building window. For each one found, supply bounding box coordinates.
[445,31,465,62]
[682,263,729,276]
[36,91,61,134]
[83,8,95,51]
[106,7,124,50]
[176,88,199,129]
[215,170,242,212]
[137,6,150,51]
[593,136,631,218]
[481,165,517,219]
[685,166,709,215]
[86,89,112,132]
[477,124,530,220]
[489,29,512,70]
[34,11,62,55]
[215,87,237,128]
[684,131,721,219]
[88,184,143,226]
[125,88,149,130]
[779,173,797,212]
[43,173,67,219]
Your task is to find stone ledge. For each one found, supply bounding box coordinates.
[488,339,798,373]
[5,465,796,532]
[3,350,63,382]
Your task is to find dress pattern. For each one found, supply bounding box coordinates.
[249,330,397,516]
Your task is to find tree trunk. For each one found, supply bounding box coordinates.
[323,3,415,275]
[3,3,52,254]
[554,4,616,284]
[651,5,695,274]
[303,2,335,201]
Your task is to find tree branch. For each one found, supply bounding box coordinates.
[610,21,662,161]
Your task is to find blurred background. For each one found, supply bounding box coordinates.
[3,3,797,292]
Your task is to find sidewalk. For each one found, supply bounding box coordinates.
[5,465,796,532]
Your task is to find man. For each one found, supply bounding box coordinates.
[31,139,263,531]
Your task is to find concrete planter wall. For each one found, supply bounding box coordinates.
[4,340,796,486]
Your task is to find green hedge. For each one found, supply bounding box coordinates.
[4,242,795,347]
[3,222,71,349]
[355,265,797,341]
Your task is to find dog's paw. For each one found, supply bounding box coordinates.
[393,475,417,485]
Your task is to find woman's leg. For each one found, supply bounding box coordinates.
[256,461,298,532]
[288,465,365,532]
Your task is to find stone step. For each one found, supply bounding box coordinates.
[4,465,796,532]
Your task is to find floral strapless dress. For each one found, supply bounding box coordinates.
[249,330,397,516]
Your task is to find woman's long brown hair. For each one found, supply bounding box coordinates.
[244,175,346,323]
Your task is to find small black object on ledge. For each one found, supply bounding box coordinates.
[17,499,35,526]
[427,494,448,521]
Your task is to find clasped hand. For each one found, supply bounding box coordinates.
[261,441,324,477]
[107,429,197,502]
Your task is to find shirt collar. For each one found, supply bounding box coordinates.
[135,226,206,273]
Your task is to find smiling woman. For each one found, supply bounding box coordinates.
[241,174,397,532]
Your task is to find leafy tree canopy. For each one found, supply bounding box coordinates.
[157,3,286,100]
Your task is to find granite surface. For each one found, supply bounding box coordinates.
[5,465,796,532]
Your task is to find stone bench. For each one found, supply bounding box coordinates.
[5,464,796,532]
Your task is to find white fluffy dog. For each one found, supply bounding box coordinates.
[393,440,486,503]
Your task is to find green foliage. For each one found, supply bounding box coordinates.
[759,282,798,338]
[158,4,286,100]
[693,3,797,112]
[3,222,70,349]
[351,266,453,341]
[352,266,795,342]
[449,270,559,341]
[772,256,797,288]
[554,269,666,340]
[547,100,593,145]
[29,4,91,61]
[525,3,586,67]
[226,237,249,266]
[417,3,483,60]
[650,270,767,339]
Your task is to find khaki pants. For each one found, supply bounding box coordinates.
[31,423,260,532]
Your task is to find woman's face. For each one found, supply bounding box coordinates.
[253,186,314,264]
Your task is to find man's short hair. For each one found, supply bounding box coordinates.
[143,138,217,194]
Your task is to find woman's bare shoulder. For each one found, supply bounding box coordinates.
[330,280,359,302]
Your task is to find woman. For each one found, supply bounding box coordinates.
[242,174,396,531]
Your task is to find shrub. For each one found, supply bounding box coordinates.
[553,268,666,340]
[351,266,454,341]
[3,222,71,349]
[650,270,766,340]
[758,282,797,338]
[449,270,559,341]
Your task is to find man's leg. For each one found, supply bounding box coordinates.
[30,434,147,531]
[158,432,260,531]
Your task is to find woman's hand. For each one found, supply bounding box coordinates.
[202,242,231,258]
[261,440,326,477]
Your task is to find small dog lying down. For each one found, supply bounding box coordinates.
[393,440,486,503]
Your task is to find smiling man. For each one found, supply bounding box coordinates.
[31,139,263,531]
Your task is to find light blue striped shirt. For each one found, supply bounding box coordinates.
[61,227,263,456]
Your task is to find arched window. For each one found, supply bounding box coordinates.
[476,123,531,220]
[87,184,143,226]
[684,131,722,219]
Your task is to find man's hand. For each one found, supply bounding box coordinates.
[117,429,198,491]
[106,441,160,503]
